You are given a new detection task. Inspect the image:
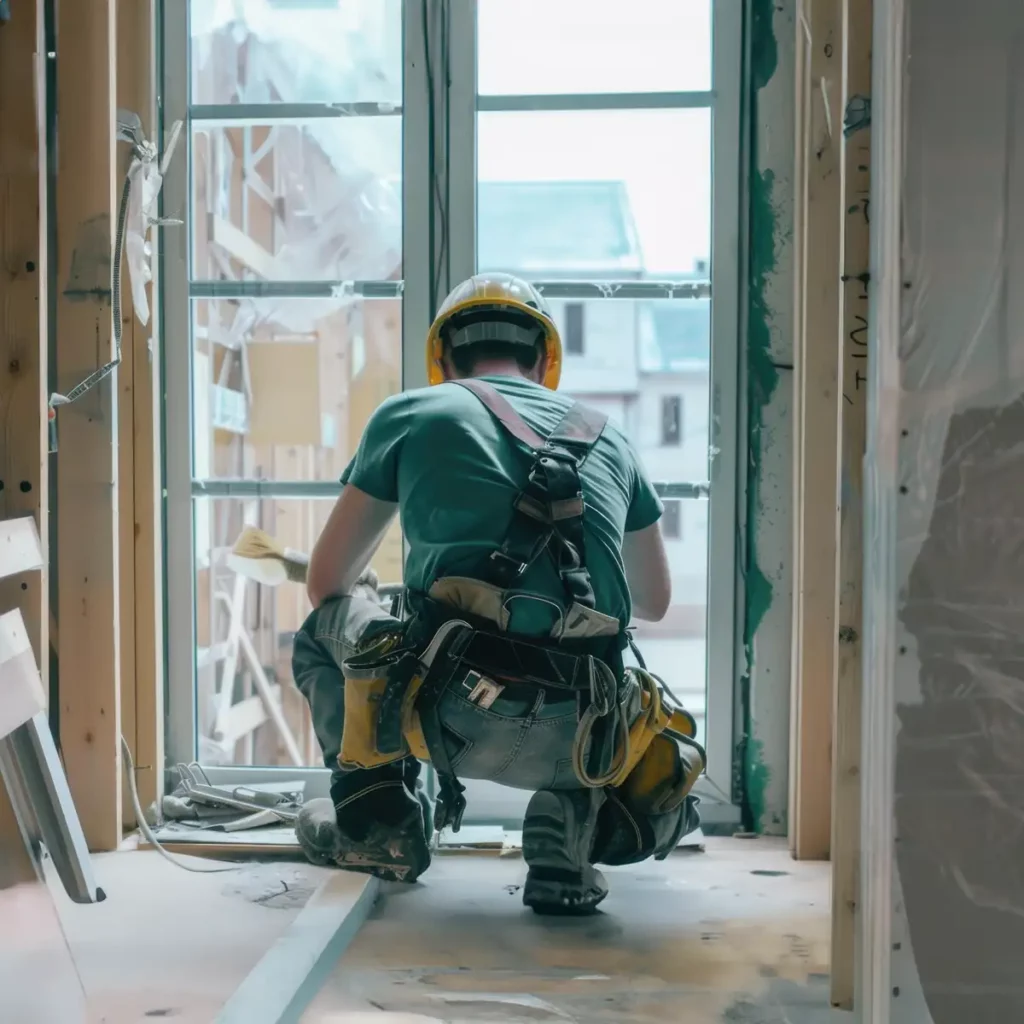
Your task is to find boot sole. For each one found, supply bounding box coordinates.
[523,865,608,916]
[334,818,432,885]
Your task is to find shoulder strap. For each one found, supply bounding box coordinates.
[548,401,608,449]
[452,378,608,455]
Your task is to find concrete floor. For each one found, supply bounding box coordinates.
[50,838,843,1023]
[304,838,845,1024]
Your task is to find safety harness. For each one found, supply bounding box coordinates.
[451,379,609,607]
[338,380,702,835]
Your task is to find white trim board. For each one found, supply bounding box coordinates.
[214,872,379,1024]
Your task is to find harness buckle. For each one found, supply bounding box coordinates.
[488,549,529,579]
[538,442,580,465]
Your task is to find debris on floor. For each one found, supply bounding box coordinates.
[160,763,305,831]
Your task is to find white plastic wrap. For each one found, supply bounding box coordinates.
[862,0,1024,1020]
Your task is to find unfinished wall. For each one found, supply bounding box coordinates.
[889,0,1024,1019]
[740,0,797,834]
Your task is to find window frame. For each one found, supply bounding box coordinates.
[159,0,744,825]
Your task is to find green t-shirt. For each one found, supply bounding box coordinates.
[340,375,662,636]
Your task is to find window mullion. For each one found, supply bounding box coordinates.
[447,0,478,289]
[401,1,432,392]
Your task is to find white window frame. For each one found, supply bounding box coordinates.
[158,0,743,829]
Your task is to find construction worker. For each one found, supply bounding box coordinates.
[292,272,705,915]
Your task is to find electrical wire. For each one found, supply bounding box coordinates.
[48,170,131,410]
[120,735,241,874]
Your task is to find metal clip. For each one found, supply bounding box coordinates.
[588,656,613,717]
[433,777,467,834]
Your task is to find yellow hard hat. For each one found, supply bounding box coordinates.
[426,272,562,390]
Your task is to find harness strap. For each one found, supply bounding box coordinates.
[452,378,608,609]
[412,623,475,832]
[454,377,547,449]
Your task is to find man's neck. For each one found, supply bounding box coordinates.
[466,360,528,380]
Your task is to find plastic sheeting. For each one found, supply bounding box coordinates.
[870,0,1024,1019]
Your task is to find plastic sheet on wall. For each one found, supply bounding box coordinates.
[863,0,1024,1020]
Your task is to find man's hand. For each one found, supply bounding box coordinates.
[351,566,381,603]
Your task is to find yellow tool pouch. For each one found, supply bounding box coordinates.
[609,668,707,814]
[338,632,431,771]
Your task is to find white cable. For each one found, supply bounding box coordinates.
[120,735,241,874]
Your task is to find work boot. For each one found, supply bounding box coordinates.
[296,771,432,884]
[521,788,608,916]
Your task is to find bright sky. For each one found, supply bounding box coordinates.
[477,0,712,276]
[193,0,713,276]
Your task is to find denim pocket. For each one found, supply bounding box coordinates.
[436,688,531,783]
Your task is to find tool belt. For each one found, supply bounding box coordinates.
[338,588,706,834]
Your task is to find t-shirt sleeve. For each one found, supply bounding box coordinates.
[624,440,664,533]
[339,392,411,503]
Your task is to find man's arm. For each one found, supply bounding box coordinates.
[306,484,398,608]
[623,522,672,622]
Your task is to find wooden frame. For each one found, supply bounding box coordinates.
[55,0,123,851]
[0,0,47,687]
[830,0,872,1008]
[789,0,843,862]
[116,0,164,830]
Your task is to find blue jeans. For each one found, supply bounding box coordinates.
[291,594,581,789]
[291,594,700,863]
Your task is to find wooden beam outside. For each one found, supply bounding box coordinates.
[0,0,47,673]
[116,0,163,829]
[56,0,123,851]
[209,214,277,278]
[789,0,843,861]
[830,0,872,1008]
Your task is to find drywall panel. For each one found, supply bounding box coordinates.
[882,0,1024,1020]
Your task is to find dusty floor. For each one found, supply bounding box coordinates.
[51,837,842,1023]
[304,838,845,1023]
[55,849,332,1023]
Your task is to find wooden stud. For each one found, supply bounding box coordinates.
[790,0,844,861]
[830,0,872,1008]
[0,0,47,674]
[55,0,123,851]
[115,0,163,828]
[209,215,277,278]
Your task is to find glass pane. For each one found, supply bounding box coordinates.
[478,0,712,96]
[190,0,403,107]
[191,297,401,483]
[545,296,710,747]
[193,496,404,768]
[477,110,710,278]
[191,119,402,282]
